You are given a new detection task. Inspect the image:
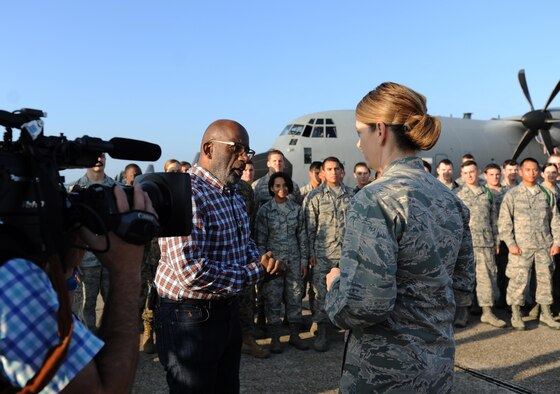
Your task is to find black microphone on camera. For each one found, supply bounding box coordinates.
[73,136,162,161]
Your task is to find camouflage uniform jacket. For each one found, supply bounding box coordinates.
[325,157,474,393]
[305,183,354,260]
[299,182,317,206]
[70,173,116,268]
[456,185,498,248]
[488,186,508,214]
[255,199,308,269]
[501,179,519,188]
[236,180,256,233]
[252,173,301,209]
[498,184,560,250]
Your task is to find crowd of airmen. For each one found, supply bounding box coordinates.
[71,149,560,361]
[434,153,560,331]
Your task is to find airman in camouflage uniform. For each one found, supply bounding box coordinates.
[456,161,505,328]
[69,156,115,331]
[236,179,270,358]
[237,179,257,231]
[139,237,160,353]
[251,150,301,209]
[484,162,511,308]
[542,158,560,314]
[256,195,309,352]
[326,157,474,393]
[305,157,354,351]
[498,158,560,330]
[299,161,323,206]
[501,159,519,188]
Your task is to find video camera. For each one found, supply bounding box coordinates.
[0,108,192,261]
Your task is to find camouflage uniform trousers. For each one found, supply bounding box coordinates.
[263,263,304,325]
[340,329,454,394]
[506,249,554,306]
[238,284,257,334]
[75,265,110,330]
[311,257,339,323]
[474,247,499,307]
[140,260,157,327]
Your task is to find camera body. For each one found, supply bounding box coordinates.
[0,108,192,261]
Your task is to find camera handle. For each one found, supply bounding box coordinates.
[114,210,160,245]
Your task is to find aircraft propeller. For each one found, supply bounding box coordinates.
[510,69,560,161]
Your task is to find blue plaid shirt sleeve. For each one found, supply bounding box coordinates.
[0,259,104,393]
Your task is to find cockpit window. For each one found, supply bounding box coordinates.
[298,118,337,138]
[280,124,304,136]
[326,126,337,138]
[312,126,324,138]
[289,125,304,135]
[280,124,292,136]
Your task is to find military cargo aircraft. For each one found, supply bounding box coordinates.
[253,70,560,187]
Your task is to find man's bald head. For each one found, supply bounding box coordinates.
[198,119,251,185]
[201,120,249,150]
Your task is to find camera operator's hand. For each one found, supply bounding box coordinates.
[63,184,155,394]
[259,251,284,275]
[77,185,155,272]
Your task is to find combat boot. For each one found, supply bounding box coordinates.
[242,332,270,358]
[313,323,329,352]
[528,304,540,319]
[480,307,506,328]
[309,321,318,336]
[453,306,469,328]
[510,305,525,331]
[539,304,560,330]
[288,324,309,351]
[140,322,155,354]
[269,324,283,354]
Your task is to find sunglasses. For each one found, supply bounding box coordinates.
[211,140,255,160]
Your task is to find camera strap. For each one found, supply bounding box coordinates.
[9,255,74,394]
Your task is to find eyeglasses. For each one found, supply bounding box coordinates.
[355,172,369,176]
[211,140,255,160]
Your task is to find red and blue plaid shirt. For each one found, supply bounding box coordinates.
[155,165,265,300]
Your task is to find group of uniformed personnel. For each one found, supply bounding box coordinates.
[436,154,560,331]
[131,149,560,366]
[237,150,364,356]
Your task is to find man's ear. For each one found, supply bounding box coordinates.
[202,141,212,159]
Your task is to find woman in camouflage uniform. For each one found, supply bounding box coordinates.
[256,172,309,353]
[325,82,475,393]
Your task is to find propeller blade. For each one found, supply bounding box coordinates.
[512,129,535,161]
[518,69,535,111]
[543,79,560,111]
[545,119,560,124]
[539,129,555,156]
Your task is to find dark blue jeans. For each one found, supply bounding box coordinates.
[155,298,242,394]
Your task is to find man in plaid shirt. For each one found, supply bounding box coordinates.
[154,119,282,393]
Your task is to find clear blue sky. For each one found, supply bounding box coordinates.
[2,0,559,180]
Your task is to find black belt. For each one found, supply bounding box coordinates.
[159,296,236,309]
